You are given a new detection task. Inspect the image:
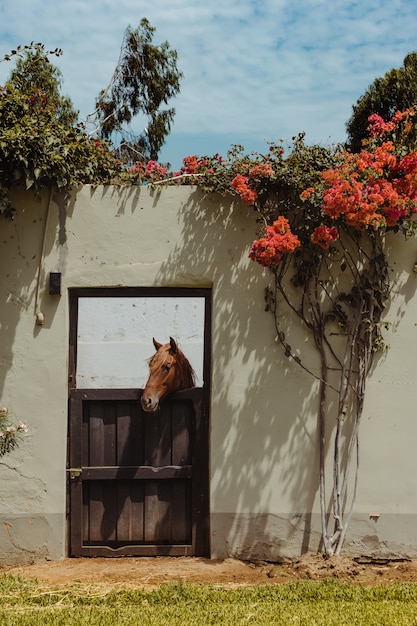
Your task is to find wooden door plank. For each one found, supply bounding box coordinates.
[88,402,105,466]
[130,482,145,542]
[153,481,172,542]
[88,482,104,542]
[144,481,159,543]
[171,480,192,544]
[116,403,131,466]
[144,414,164,467]
[116,481,134,542]
[171,402,191,465]
[158,406,173,466]
[103,404,117,466]
[117,402,144,466]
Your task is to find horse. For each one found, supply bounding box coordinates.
[141,337,196,412]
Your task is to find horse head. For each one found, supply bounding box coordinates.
[141,337,195,413]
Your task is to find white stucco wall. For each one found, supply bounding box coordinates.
[0,185,416,565]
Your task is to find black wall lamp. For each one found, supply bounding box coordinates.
[49,272,62,296]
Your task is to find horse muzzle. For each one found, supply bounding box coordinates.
[141,394,159,413]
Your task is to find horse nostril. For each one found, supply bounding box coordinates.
[141,396,154,410]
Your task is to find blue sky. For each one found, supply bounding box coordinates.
[1,0,417,170]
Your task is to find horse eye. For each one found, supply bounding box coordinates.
[162,364,171,372]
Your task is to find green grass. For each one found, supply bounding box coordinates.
[1,575,417,625]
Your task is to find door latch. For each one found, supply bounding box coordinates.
[68,468,82,479]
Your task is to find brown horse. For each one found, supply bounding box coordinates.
[141,337,196,412]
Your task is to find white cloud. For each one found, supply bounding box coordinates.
[1,0,417,168]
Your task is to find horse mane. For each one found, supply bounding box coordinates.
[175,348,196,390]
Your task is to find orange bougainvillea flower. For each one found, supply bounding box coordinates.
[182,155,200,174]
[300,187,315,200]
[249,216,300,267]
[231,174,258,205]
[319,121,417,231]
[311,225,339,249]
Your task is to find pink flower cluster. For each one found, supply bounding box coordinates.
[368,108,414,138]
[29,92,47,107]
[249,162,274,179]
[127,160,168,182]
[367,114,396,138]
[145,160,167,180]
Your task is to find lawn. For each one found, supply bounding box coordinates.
[1,574,417,625]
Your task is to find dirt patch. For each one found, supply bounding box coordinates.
[5,554,417,588]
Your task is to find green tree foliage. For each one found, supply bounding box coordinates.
[346,52,417,151]
[8,49,78,127]
[94,19,183,161]
[0,48,122,216]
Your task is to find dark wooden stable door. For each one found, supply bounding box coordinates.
[68,287,211,557]
[69,388,208,556]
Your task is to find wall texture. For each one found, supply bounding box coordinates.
[0,185,416,566]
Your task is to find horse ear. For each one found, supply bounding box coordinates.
[153,338,163,351]
[169,337,178,353]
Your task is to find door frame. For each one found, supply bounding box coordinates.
[67,286,211,557]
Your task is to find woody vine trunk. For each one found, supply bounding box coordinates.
[268,229,389,555]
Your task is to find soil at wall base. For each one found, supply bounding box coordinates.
[5,553,417,588]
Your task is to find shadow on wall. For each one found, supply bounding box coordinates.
[0,189,75,414]
[153,188,324,559]
[382,232,417,332]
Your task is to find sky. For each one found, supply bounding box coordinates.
[1,0,417,170]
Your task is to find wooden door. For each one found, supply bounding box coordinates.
[68,288,211,557]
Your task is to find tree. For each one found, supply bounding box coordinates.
[346,52,417,152]
[8,48,78,127]
[0,39,176,217]
[93,19,183,162]
[0,46,122,217]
